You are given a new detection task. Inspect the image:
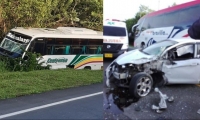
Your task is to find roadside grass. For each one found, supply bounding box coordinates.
[0,69,103,100]
[0,60,8,73]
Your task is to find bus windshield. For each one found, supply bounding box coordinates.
[0,32,31,58]
[103,26,126,36]
[0,38,26,54]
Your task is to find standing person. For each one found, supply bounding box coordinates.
[188,17,200,114]
[188,17,200,39]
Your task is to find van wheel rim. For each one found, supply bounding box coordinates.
[136,77,152,96]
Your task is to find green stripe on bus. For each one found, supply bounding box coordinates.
[69,55,81,65]
[70,56,88,65]
[69,54,103,65]
[73,54,103,65]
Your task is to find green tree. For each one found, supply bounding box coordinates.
[168,2,177,7]
[125,5,154,44]
[73,0,103,31]
[126,5,154,33]
[0,0,59,38]
[0,0,103,40]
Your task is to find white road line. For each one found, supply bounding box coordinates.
[0,91,103,119]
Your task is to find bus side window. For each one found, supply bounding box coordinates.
[81,46,86,54]
[46,46,53,55]
[64,46,71,55]
[32,40,45,55]
[97,46,102,54]
[71,46,82,54]
[88,46,97,54]
[51,46,54,55]
[54,46,65,55]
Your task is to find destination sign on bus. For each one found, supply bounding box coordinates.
[7,32,30,43]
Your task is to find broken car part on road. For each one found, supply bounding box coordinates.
[152,87,174,113]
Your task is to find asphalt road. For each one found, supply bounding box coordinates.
[0,83,103,119]
[104,58,200,120]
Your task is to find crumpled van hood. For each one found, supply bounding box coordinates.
[115,49,155,65]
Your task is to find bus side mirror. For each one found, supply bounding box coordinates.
[141,27,146,32]
[131,24,139,33]
[135,27,140,36]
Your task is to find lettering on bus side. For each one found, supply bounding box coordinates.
[47,58,68,64]
[147,30,168,35]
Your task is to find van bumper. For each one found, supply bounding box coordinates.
[103,49,127,58]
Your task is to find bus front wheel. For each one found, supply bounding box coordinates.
[141,42,145,49]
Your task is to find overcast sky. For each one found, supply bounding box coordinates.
[104,0,194,20]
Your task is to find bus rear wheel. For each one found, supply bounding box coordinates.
[84,66,91,70]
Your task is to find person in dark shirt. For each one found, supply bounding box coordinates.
[188,17,200,39]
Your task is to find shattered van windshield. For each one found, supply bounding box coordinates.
[142,40,178,56]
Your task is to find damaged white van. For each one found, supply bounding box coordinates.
[105,38,200,98]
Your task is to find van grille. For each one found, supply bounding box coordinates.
[103,43,123,53]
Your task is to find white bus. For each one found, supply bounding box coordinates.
[0,27,103,70]
[132,0,200,49]
[103,19,129,58]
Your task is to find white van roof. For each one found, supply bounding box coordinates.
[103,19,126,28]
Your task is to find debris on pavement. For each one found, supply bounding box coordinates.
[152,87,174,113]
[167,96,174,103]
[197,109,200,114]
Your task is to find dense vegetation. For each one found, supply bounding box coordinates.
[0,52,49,72]
[0,51,103,100]
[0,0,103,99]
[125,5,154,45]
[0,0,103,40]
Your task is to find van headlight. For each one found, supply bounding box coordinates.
[129,64,133,67]
[122,65,126,69]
